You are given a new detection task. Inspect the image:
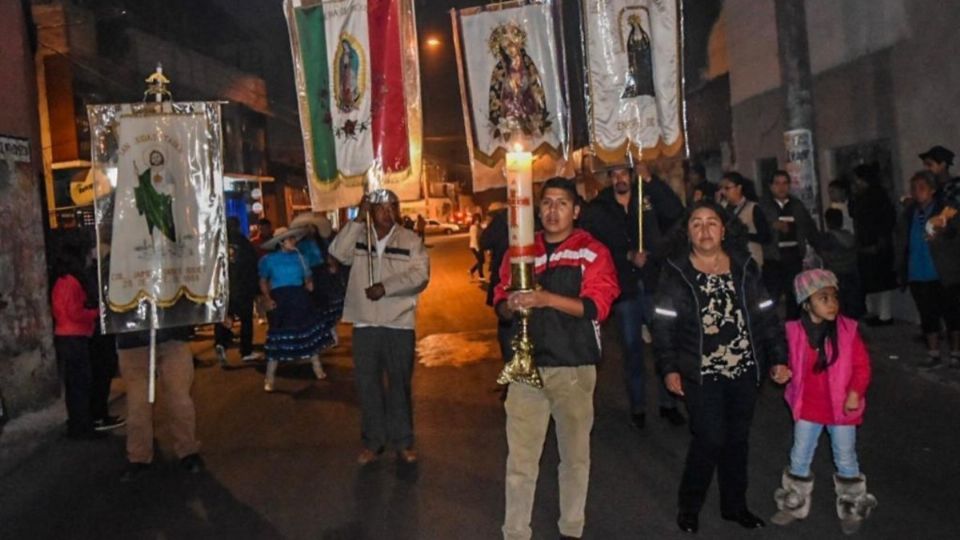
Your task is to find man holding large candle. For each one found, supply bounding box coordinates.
[495,178,620,540]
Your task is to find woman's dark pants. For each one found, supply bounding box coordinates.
[678,373,758,516]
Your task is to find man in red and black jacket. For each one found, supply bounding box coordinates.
[495,177,620,540]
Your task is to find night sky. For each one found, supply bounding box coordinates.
[104,0,719,168]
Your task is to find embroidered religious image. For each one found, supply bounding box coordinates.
[487,22,551,142]
[621,12,656,99]
[334,34,364,113]
[134,149,177,243]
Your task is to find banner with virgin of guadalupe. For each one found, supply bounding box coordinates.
[452,0,573,192]
[582,0,685,162]
[284,0,423,211]
[87,102,228,333]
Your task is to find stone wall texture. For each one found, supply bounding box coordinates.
[0,0,60,418]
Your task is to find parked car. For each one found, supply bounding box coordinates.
[424,219,462,235]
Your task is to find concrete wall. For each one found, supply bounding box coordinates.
[0,0,60,419]
[726,0,910,106]
[726,0,959,200]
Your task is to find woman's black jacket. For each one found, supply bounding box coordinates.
[651,252,786,386]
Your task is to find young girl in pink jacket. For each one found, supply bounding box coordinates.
[771,269,877,535]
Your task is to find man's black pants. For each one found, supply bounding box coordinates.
[215,294,255,356]
[762,249,803,320]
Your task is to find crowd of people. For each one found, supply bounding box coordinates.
[42,142,959,537]
[488,143,958,538]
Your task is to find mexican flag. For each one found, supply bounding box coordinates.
[285,0,422,211]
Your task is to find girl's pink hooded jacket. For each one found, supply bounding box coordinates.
[784,315,871,425]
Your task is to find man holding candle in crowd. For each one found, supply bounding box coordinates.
[328,189,430,466]
[580,160,686,430]
[495,177,620,540]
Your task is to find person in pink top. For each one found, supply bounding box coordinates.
[51,243,101,439]
[770,269,877,535]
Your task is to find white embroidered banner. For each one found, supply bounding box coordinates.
[453,1,572,192]
[583,0,684,162]
[109,114,219,312]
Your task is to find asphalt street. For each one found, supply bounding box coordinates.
[1,233,959,539]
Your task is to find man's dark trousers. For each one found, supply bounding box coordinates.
[762,248,803,320]
[615,291,676,414]
[353,327,416,451]
[215,294,255,356]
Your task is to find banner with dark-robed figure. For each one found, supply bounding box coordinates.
[580,0,685,162]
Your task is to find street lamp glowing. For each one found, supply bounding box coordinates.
[425,36,441,49]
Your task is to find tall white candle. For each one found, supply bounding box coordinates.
[505,149,535,265]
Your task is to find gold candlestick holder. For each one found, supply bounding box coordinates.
[497,260,543,388]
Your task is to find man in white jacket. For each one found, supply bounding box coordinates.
[329,189,430,465]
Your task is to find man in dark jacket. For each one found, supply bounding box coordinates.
[216,217,261,366]
[920,145,960,208]
[760,170,817,319]
[480,203,512,361]
[495,178,620,540]
[580,162,685,429]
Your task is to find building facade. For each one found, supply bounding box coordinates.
[725,0,959,201]
[0,0,60,421]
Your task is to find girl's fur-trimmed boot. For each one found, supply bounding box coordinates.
[834,474,878,535]
[771,468,814,525]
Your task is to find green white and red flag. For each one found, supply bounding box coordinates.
[285,0,422,211]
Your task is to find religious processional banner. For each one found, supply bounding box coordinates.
[581,0,685,163]
[452,0,573,192]
[285,0,423,211]
[87,102,228,334]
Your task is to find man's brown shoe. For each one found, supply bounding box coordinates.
[398,449,418,464]
[357,448,382,465]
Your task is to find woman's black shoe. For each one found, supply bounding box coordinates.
[721,509,766,529]
[677,512,699,533]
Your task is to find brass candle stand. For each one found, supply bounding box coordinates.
[496,260,543,388]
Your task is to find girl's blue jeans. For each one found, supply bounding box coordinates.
[789,419,860,478]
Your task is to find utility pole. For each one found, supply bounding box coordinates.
[774,0,821,224]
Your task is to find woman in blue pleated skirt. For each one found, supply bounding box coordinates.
[258,226,334,392]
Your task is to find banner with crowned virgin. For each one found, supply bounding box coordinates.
[285,0,423,211]
[582,0,684,162]
[87,102,228,333]
[452,0,573,192]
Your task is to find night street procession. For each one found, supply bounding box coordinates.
[2,0,960,538]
